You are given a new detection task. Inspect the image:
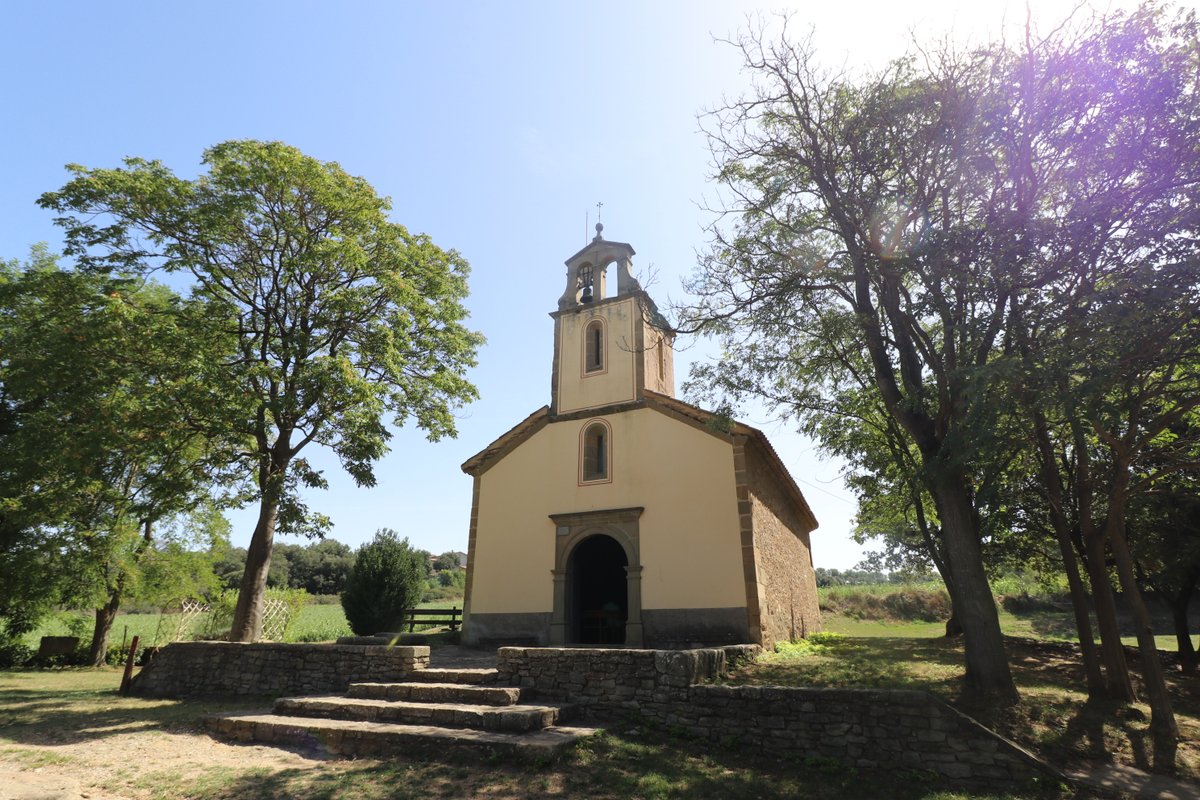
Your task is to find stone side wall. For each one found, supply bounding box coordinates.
[129,642,429,697]
[496,645,756,707]
[497,646,1054,787]
[677,686,1047,785]
[745,444,822,645]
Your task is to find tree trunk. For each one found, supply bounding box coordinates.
[88,592,121,667]
[1106,509,1179,770]
[1081,529,1138,701]
[1165,566,1198,674]
[1072,421,1137,702]
[231,455,287,643]
[1170,587,1197,675]
[1032,424,1104,695]
[1030,411,1105,696]
[230,493,281,642]
[931,472,1018,701]
[87,519,153,666]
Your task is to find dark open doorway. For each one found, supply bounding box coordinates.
[567,534,628,644]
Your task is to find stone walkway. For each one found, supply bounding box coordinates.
[1064,762,1200,800]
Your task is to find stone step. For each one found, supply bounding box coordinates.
[408,667,499,685]
[205,712,599,758]
[348,681,522,706]
[273,695,573,733]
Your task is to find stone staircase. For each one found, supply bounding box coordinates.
[204,665,601,758]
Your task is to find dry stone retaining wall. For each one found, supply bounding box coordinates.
[496,646,1054,786]
[129,642,429,697]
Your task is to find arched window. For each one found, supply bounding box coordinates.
[580,420,610,483]
[584,319,605,374]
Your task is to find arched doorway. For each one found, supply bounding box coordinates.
[567,534,628,644]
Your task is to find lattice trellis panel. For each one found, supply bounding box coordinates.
[172,599,211,642]
[260,596,293,642]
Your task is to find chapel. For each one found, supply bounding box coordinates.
[460,226,821,648]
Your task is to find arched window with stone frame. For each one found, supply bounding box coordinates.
[583,318,605,375]
[580,419,611,484]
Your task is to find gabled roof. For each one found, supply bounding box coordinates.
[459,393,818,532]
[460,405,550,476]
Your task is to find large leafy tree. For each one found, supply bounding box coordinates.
[686,4,1200,714]
[998,5,1200,759]
[0,249,242,663]
[41,141,483,641]
[686,26,1022,700]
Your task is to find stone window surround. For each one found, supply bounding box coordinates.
[548,506,644,647]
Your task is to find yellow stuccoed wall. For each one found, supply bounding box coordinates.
[555,297,637,414]
[470,406,744,614]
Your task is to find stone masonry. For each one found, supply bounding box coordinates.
[130,642,429,697]
[742,443,822,645]
[495,646,1057,787]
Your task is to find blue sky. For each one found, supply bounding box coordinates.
[1,1,1153,567]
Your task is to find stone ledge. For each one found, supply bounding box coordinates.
[129,642,431,698]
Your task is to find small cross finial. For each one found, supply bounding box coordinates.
[594,202,605,240]
[596,200,603,221]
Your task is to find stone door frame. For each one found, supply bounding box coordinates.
[548,506,644,647]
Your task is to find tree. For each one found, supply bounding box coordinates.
[340,529,426,636]
[687,3,1199,746]
[0,249,242,663]
[997,5,1200,758]
[41,140,483,642]
[686,23,1022,699]
[273,538,355,595]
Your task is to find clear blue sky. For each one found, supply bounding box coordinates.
[0,0,1151,568]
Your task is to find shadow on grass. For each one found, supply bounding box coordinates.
[167,728,1059,800]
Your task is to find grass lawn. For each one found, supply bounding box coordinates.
[0,668,1072,799]
[25,596,466,650]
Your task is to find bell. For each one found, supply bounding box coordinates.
[581,283,594,303]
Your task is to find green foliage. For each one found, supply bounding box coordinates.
[0,247,243,657]
[197,590,239,640]
[341,529,426,635]
[686,5,1200,701]
[0,638,33,669]
[40,140,483,641]
[820,587,952,623]
[773,632,847,658]
[196,587,308,641]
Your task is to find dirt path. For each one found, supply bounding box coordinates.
[0,647,499,800]
[0,726,331,800]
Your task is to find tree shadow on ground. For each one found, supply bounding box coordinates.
[181,727,1062,800]
[0,684,269,747]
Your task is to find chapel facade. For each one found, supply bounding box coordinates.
[460,227,821,648]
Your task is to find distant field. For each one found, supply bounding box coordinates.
[27,596,465,647]
[818,583,1196,652]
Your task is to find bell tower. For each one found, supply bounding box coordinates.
[549,224,675,416]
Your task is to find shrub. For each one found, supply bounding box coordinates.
[819,587,951,622]
[0,637,33,668]
[341,529,425,636]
